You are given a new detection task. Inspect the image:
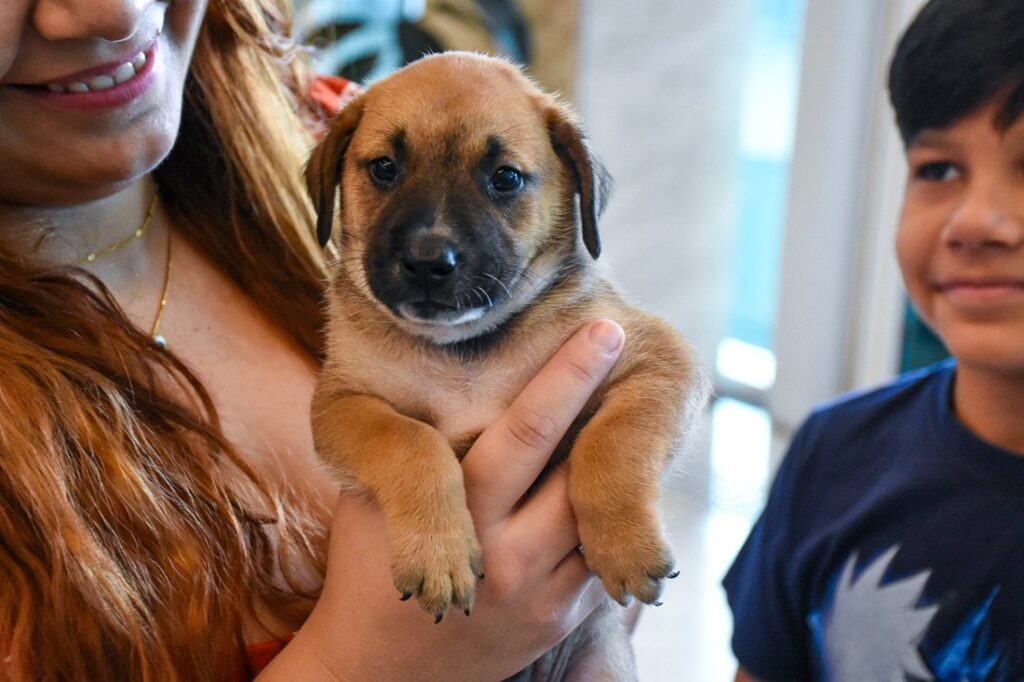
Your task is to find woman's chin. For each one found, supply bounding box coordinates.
[4,134,176,206]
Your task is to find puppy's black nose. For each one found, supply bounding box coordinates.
[401,236,461,283]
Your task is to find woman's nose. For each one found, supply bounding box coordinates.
[32,0,152,43]
[944,174,1024,254]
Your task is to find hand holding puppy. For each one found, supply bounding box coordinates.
[260,321,623,681]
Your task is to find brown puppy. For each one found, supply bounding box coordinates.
[306,51,708,678]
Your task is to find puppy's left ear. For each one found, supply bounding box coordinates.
[543,99,612,260]
[305,95,366,248]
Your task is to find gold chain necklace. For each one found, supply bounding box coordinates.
[75,192,158,265]
[151,226,172,349]
[74,193,172,349]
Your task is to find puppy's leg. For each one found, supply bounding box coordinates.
[312,388,482,619]
[568,334,703,606]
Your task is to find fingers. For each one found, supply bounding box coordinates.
[550,552,606,623]
[463,320,624,526]
[505,467,580,569]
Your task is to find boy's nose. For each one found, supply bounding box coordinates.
[944,180,1024,253]
[32,0,153,43]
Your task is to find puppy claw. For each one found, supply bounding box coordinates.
[400,591,413,601]
[435,613,444,624]
[634,574,667,605]
[577,511,675,606]
[390,516,482,617]
[667,570,680,580]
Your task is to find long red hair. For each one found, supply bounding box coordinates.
[0,1,331,679]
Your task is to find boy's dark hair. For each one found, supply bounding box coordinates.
[888,0,1024,146]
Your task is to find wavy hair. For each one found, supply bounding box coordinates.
[0,1,331,679]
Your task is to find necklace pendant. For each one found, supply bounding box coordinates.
[153,334,168,350]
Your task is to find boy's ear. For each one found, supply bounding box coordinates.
[542,97,612,260]
[305,95,366,248]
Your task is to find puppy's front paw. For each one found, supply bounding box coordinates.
[577,510,675,606]
[389,509,483,621]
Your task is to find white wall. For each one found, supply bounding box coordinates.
[769,0,927,429]
[576,0,755,370]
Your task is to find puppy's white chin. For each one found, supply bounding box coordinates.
[395,304,500,345]
[397,303,488,327]
[389,250,566,346]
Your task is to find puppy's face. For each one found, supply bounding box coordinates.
[307,52,607,345]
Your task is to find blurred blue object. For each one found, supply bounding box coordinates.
[296,0,427,82]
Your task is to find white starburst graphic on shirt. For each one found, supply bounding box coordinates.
[823,545,939,682]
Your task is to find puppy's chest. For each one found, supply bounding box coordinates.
[347,347,550,452]
[422,365,526,449]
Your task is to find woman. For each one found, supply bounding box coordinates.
[0,0,623,679]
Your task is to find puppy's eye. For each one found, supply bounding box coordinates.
[490,167,524,194]
[369,157,398,185]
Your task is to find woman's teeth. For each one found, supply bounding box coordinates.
[46,52,147,94]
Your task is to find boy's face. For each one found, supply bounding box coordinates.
[897,100,1024,376]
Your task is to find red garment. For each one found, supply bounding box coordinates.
[232,636,293,681]
[310,74,363,116]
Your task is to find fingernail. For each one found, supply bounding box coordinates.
[589,320,624,355]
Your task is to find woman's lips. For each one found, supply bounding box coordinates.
[10,41,159,112]
[44,51,149,93]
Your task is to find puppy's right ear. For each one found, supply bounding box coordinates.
[305,96,366,248]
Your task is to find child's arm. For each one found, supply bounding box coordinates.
[734,666,764,682]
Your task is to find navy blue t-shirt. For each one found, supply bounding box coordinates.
[723,361,1024,681]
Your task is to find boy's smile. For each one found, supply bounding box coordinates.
[897,100,1024,376]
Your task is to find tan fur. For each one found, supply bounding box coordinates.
[307,52,708,678]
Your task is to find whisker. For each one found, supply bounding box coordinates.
[495,121,531,138]
[475,286,494,308]
[483,273,513,299]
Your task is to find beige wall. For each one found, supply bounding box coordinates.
[418,0,579,97]
[518,0,580,99]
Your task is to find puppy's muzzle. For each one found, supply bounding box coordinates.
[400,233,461,288]
[395,234,473,323]
[369,226,502,327]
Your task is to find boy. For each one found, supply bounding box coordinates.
[723,0,1024,679]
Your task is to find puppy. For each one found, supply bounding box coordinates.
[306,52,708,679]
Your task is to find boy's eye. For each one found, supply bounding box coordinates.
[915,161,960,182]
